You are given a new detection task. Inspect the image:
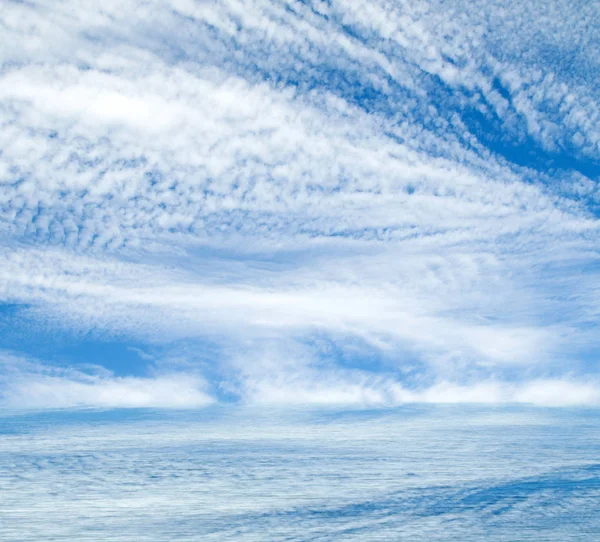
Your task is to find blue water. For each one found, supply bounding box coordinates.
[1,406,599,540]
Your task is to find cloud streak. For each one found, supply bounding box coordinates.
[0,353,214,409]
[0,0,598,408]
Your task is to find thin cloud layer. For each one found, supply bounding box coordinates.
[0,354,213,409]
[0,0,598,408]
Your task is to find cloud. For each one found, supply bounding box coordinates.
[243,372,600,407]
[0,0,599,409]
[0,352,213,409]
[0,355,213,409]
[5,374,213,409]
[3,349,596,410]
[0,245,566,369]
[229,340,600,407]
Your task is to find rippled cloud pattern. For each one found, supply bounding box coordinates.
[1,0,600,406]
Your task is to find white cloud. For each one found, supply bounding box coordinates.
[228,340,600,407]
[0,0,598,408]
[0,354,213,409]
[3,349,596,410]
[243,371,600,407]
[0,246,565,369]
[5,374,213,409]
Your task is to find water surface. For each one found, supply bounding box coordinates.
[1,406,599,540]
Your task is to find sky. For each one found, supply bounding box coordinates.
[0,0,599,409]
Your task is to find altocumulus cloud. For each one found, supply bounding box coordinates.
[0,0,599,408]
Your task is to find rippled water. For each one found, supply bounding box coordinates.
[1,406,599,540]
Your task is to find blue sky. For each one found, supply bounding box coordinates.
[0,0,599,408]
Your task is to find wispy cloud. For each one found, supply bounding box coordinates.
[0,353,213,409]
[0,0,598,408]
